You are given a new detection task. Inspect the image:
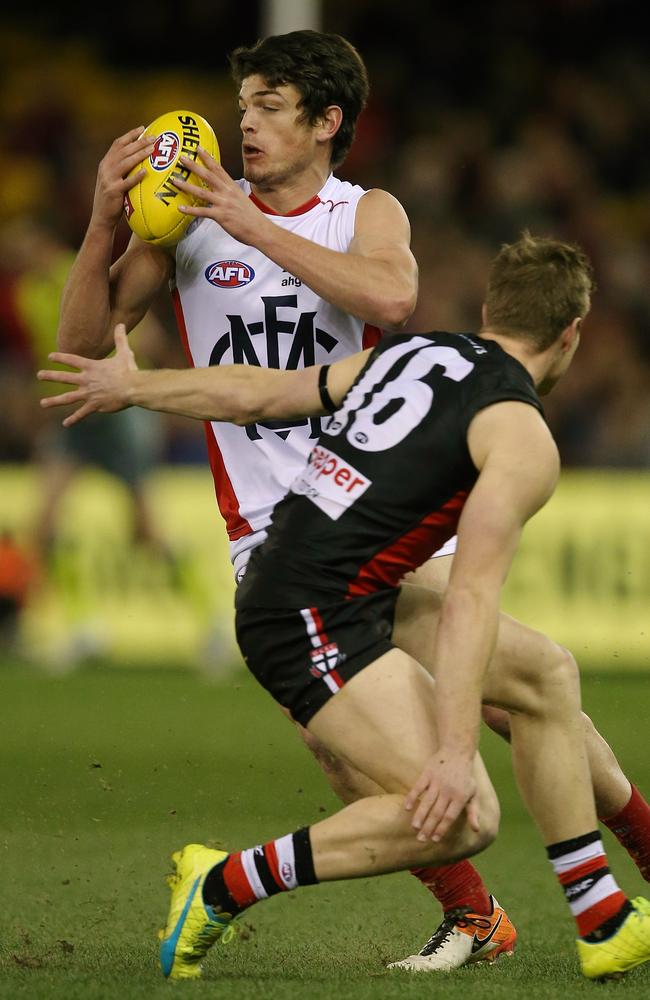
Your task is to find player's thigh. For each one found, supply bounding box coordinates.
[482,612,573,715]
[396,554,452,664]
[393,581,442,669]
[307,646,493,806]
[394,582,569,717]
[405,553,453,592]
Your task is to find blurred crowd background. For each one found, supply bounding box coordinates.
[1,0,648,469]
[0,0,648,661]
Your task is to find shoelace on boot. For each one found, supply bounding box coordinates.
[418,907,492,956]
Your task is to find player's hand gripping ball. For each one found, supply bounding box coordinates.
[124,110,219,247]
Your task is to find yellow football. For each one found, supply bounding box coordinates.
[123,110,219,247]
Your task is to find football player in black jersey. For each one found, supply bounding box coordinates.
[40,233,650,981]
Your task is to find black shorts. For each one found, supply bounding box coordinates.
[235,589,399,727]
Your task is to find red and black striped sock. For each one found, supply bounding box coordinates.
[547,830,631,940]
[410,860,491,915]
[600,784,650,883]
[203,827,318,916]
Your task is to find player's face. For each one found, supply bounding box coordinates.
[238,75,321,189]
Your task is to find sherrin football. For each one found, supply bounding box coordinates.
[124,110,219,247]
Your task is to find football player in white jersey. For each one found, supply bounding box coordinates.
[55,29,650,972]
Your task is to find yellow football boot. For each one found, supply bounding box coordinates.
[159,843,233,979]
[578,897,650,980]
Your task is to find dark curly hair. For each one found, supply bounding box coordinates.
[229,30,369,168]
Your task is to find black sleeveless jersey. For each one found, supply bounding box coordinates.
[236,331,543,611]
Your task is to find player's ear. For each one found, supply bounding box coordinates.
[316,105,343,144]
[562,317,582,353]
[481,302,488,327]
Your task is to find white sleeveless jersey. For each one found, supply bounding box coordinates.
[171,174,381,568]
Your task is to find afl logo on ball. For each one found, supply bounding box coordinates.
[150,132,180,171]
[205,260,256,288]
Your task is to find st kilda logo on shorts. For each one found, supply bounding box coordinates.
[205,260,256,288]
[150,132,180,171]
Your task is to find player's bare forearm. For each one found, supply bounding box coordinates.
[430,401,561,757]
[40,324,370,428]
[128,350,369,423]
[431,584,500,758]
[262,188,417,330]
[39,359,323,427]
[58,127,161,357]
[127,365,327,424]
[172,151,417,330]
[57,221,120,358]
[400,582,498,844]
[253,223,416,330]
[60,235,172,361]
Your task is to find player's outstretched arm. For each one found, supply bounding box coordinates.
[39,325,370,427]
[171,148,418,330]
[405,401,560,842]
[57,127,172,359]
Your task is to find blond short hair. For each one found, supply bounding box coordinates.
[485,231,595,350]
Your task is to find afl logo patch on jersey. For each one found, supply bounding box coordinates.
[150,132,180,171]
[205,260,256,288]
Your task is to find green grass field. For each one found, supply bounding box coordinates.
[1,661,649,999]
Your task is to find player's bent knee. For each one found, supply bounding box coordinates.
[543,644,581,704]
[456,758,500,858]
[476,781,500,850]
[581,709,598,734]
[514,642,581,724]
[494,631,581,719]
[419,787,499,866]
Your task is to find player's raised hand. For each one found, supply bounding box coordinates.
[91,127,156,228]
[405,751,480,843]
[171,148,271,246]
[38,324,138,426]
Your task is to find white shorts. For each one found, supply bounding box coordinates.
[232,530,457,583]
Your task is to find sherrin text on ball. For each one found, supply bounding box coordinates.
[124,110,219,247]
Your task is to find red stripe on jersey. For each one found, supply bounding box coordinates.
[249,191,321,217]
[362,323,382,349]
[204,427,252,539]
[347,491,468,597]
[558,856,607,886]
[171,288,252,541]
